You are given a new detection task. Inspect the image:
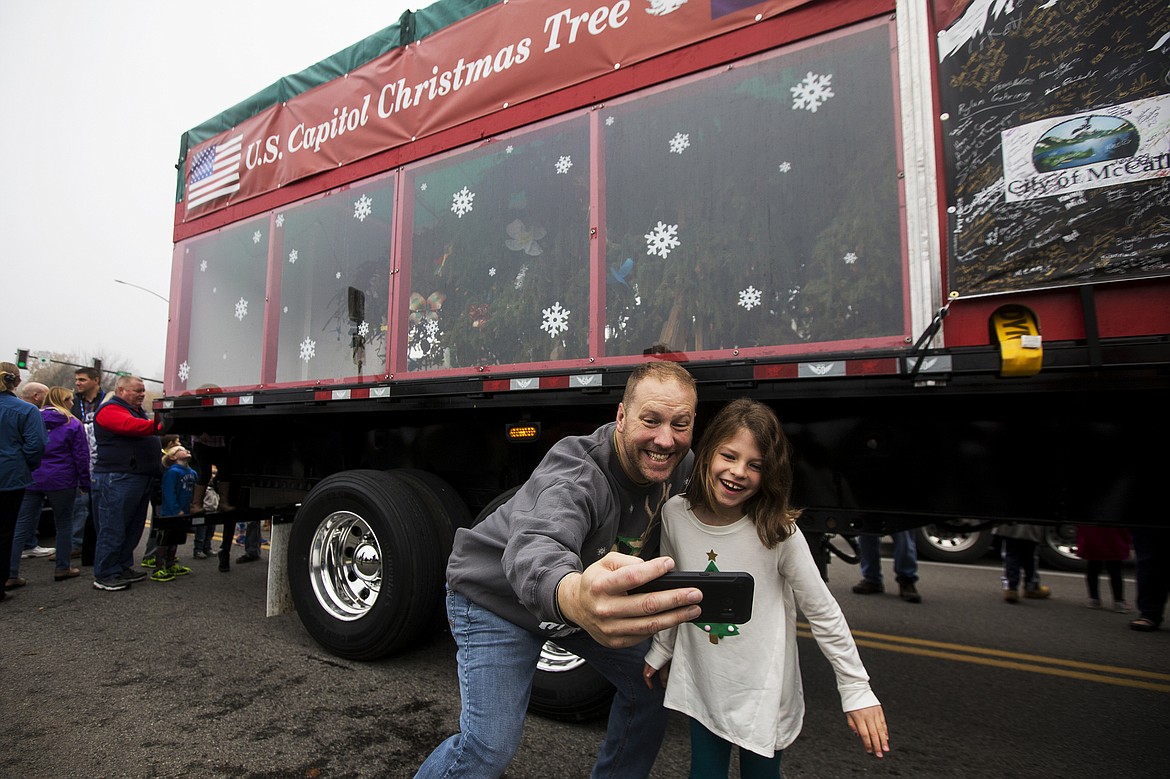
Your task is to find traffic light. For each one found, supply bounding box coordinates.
[16,349,29,369]
[93,358,103,375]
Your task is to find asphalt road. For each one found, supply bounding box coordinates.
[2,533,1167,778]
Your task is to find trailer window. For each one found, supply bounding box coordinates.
[602,22,903,355]
[402,116,591,371]
[274,176,395,382]
[177,217,270,390]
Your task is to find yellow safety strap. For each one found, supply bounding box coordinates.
[990,304,1043,377]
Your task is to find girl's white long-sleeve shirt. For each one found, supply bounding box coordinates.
[644,495,879,757]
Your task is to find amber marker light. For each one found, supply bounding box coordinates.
[505,422,541,443]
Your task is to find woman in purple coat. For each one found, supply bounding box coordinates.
[7,386,90,585]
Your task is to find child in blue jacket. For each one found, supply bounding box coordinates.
[152,446,197,582]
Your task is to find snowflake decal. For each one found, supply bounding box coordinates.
[669,133,690,154]
[843,252,858,265]
[199,259,208,272]
[420,182,428,191]
[541,302,571,338]
[489,267,497,277]
[178,361,190,382]
[605,116,615,126]
[299,337,316,362]
[778,161,792,173]
[357,321,370,337]
[792,72,835,113]
[234,297,249,321]
[252,230,262,244]
[451,186,476,218]
[407,318,445,363]
[645,221,681,258]
[738,286,763,310]
[555,155,573,175]
[275,213,284,227]
[335,272,342,279]
[354,194,373,222]
[506,145,514,154]
[288,249,298,264]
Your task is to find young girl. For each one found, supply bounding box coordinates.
[643,398,888,777]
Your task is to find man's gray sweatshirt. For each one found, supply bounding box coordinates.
[446,422,693,638]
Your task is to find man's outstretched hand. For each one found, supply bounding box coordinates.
[556,552,703,648]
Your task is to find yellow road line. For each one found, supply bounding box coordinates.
[796,624,1170,693]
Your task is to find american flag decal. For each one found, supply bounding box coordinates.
[186,134,243,211]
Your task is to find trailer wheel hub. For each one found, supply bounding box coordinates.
[353,542,381,579]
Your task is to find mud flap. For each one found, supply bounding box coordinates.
[266,522,294,617]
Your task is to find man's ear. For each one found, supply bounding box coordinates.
[615,402,627,432]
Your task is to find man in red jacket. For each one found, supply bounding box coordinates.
[91,375,160,591]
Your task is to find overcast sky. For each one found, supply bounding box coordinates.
[1,0,429,386]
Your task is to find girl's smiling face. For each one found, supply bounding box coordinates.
[707,427,763,523]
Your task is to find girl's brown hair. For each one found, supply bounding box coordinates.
[686,398,801,548]
[0,362,20,391]
[45,386,76,420]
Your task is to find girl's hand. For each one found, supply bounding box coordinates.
[846,705,889,758]
[642,660,670,689]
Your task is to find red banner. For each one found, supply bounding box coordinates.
[182,0,812,219]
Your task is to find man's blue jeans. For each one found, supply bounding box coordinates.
[415,589,667,779]
[92,472,154,581]
[858,530,918,584]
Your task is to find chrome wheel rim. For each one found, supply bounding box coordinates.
[538,641,588,674]
[309,510,382,621]
[921,522,985,554]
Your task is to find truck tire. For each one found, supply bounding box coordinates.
[472,487,617,722]
[395,469,471,629]
[288,470,446,660]
[395,469,472,551]
[1038,524,1086,571]
[915,521,994,564]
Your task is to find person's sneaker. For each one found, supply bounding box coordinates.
[150,567,176,582]
[1003,588,1019,603]
[193,550,208,560]
[851,579,884,595]
[1086,598,1103,609]
[119,568,148,583]
[93,577,130,591]
[1113,600,1131,613]
[236,553,261,564]
[22,545,55,558]
[141,556,157,568]
[898,581,922,603]
[1023,585,1051,599]
[168,563,192,577]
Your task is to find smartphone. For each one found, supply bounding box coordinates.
[630,571,754,624]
